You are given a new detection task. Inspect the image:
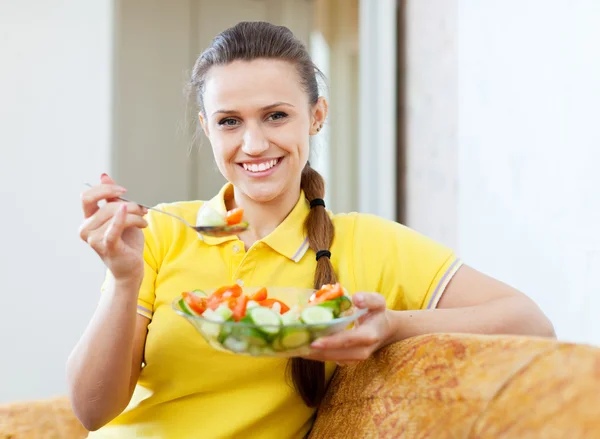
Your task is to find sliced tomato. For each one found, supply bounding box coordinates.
[206,284,243,310]
[315,283,343,298]
[211,284,242,299]
[182,291,207,314]
[309,284,344,305]
[225,207,244,225]
[250,287,268,302]
[206,295,222,311]
[231,295,249,321]
[258,298,290,314]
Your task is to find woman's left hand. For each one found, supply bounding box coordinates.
[304,292,393,366]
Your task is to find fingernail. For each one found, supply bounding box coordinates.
[311,341,324,349]
[101,173,108,179]
[116,186,127,192]
[354,293,365,305]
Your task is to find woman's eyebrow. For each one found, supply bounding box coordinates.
[212,102,295,116]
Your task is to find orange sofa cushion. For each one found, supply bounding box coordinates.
[309,333,600,439]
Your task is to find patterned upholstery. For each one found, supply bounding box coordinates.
[309,334,600,439]
[0,396,86,439]
[2,334,599,438]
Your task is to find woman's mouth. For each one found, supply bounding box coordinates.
[239,158,282,177]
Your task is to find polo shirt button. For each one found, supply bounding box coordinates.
[232,245,240,253]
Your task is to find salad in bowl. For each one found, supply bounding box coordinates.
[172,283,366,357]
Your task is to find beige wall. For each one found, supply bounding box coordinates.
[403,0,600,346]
[403,0,458,248]
[112,0,315,206]
[0,0,114,403]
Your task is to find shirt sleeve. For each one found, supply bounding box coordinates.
[351,213,463,310]
[100,207,165,320]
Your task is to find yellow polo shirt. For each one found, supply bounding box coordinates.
[88,184,461,439]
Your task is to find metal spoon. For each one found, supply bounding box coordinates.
[83,183,248,237]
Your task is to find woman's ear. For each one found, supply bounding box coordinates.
[198,112,210,137]
[310,96,328,136]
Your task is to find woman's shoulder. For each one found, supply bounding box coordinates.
[331,210,448,255]
[331,211,410,237]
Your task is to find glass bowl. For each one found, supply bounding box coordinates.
[171,286,367,357]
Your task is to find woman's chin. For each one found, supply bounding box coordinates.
[237,181,286,204]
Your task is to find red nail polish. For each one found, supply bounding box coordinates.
[101,173,108,179]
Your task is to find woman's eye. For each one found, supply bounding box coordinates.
[218,118,239,127]
[267,111,288,121]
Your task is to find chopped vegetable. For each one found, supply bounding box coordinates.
[225,207,244,225]
[182,291,208,315]
[177,283,356,354]
[196,204,244,227]
[258,298,290,314]
[308,283,344,305]
[231,295,248,322]
[250,287,267,302]
[196,205,227,227]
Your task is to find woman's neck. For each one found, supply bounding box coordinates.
[229,185,302,249]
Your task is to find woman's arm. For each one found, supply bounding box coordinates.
[307,265,554,364]
[66,277,149,431]
[386,264,555,344]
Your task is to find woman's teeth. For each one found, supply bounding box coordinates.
[242,158,279,173]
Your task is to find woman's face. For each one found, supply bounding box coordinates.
[200,59,327,204]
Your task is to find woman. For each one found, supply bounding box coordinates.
[68,21,554,439]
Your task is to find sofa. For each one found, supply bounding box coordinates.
[2,333,599,438]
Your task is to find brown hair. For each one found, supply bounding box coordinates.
[189,21,336,407]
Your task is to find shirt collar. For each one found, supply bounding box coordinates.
[197,183,311,263]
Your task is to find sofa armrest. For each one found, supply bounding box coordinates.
[0,396,87,439]
[309,333,600,439]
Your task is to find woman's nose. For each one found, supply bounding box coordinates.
[241,125,269,156]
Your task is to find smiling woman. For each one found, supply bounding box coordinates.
[68,21,555,439]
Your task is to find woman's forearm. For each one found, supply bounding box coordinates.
[386,295,556,345]
[66,277,145,431]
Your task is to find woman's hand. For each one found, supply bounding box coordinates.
[79,174,148,284]
[304,293,393,366]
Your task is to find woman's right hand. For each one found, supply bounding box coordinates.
[79,174,148,284]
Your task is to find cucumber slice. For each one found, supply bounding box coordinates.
[280,328,311,349]
[244,329,269,346]
[178,298,201,316]
[201,308,224,322]
[246,300,260,310]
[200,309,225,338]
[190,289,208,298]
[281,309,301,325]
[201,321,222,338]
[271,301,281,314]
[248,307,281,335]
[318,295,353,318]
[301,306,334,325]
[222,336,248,353]
[338,295,353,313]
[217,325,233,344]
[231,314,273,346]
[214,304,233,321]
[271,336,284,351]
[196,204,227,227]
[317,300,340,317]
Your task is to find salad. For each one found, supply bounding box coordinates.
[196,204,245,227]
[177,283,354,354]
